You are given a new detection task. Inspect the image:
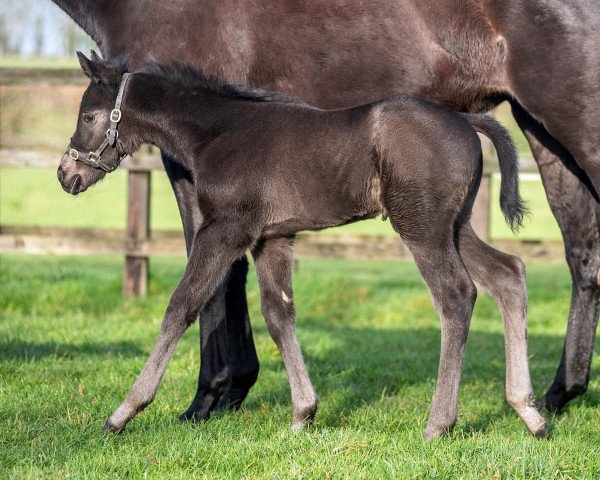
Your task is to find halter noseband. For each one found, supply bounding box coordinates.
[68,73,131,172]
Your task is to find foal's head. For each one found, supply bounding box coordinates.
[58,51,130,195]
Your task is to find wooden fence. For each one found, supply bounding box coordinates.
[0,67,564,297]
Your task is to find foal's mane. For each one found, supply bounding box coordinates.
[139,62,299,104]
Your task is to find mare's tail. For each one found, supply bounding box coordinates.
[460,112,527,232]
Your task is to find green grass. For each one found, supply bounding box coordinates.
[1,167,562,240]
[1,255,599,478]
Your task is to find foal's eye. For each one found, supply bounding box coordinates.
[82,113,95,123]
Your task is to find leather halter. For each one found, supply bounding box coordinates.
[68,73,131,172]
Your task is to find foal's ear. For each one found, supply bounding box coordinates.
[77,51,101,84]
[90,50,102,62]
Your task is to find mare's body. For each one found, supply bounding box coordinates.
[59,56,546,438]
[51,0,600,415]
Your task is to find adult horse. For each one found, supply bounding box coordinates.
[52,0,600,418]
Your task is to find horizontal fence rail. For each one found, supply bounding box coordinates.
[0,225,564,262]
[1,67,560,297]
[0,67,90,85]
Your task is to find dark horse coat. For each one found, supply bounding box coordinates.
[57,54,546,438]
[51,0,600,418]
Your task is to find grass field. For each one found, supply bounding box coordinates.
[1,255,599,478]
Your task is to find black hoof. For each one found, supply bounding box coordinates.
[537,393,566,414]
[215,388,249,411]
[178,411,209,423]
[179,396,215,422]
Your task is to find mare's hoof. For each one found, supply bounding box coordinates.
[536,394,564,414]
[215,388,249,411]
[178,397,214,423]
[178,409,210,423]
[178,387,249,423]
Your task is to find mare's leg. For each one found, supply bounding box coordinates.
[162,154,259,421]
[252,237,318,428]
[505,10,600,406]
[457,223,548,436]
[509,106,600,412]
[399,231,477,439]
[103,218,257,433]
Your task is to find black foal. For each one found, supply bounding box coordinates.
[57,53,547,439]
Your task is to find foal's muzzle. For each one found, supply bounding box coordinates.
[58,152,106,195]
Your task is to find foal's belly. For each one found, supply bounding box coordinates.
[261,171,384,238]
[261,208,381,239]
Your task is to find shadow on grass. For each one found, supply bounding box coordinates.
[0,340,145,361]
[241,322,600,431]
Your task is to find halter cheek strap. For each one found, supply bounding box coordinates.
[68,73,131,172]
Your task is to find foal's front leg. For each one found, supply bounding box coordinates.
[104,224,255,433]
[252,237,318,428]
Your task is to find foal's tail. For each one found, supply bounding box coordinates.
[460,112,526,232]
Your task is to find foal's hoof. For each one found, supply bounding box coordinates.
[523,413,549,439]
[290,420,312,432]
[290,400,318,431]
[422,425,451,441]
[103,406,132,434]
[102,419,125,434]
[532,420,549,439]
[514,403,549,438]
[290,412,316,431]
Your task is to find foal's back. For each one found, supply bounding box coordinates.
[212,96,482,239]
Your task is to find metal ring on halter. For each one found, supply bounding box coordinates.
[110,109,122,123]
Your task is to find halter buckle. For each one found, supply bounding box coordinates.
[110,109,122,123]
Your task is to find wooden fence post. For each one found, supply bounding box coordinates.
[471,173,491,240]
[124,169,151,297]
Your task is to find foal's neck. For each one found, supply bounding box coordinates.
[122,73,252,169]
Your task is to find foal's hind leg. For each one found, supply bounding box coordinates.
[457,224,548,437]
[252,237,318,428]
[103,222,257,433]
[401,234,477,439]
